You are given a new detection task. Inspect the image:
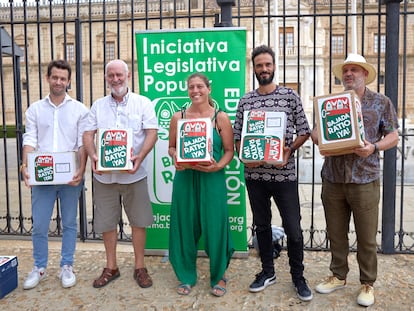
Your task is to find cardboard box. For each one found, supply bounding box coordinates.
[96,128,134,172]
[240,110,286,164]
[314,90,365,155]
[28,152,77,185]
[176,118,213,166]
[0,256,18,299]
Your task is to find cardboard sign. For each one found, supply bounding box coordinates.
[240,110,286,164]
[314,90,365,155]
[176,118,213,166]
[28,152,77,185]
[97,128,133,171]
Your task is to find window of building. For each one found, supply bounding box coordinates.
[279,27,294,48]
[283,82,299,93]
[379,74,385,85]
[106,42,115,61]
[335,77,341,85]
[190,0,198,9]
[22,79,27,91]
[20,48,25,63]
[66,43,75,62]
[332,35,344,55]
[374,34,386,54]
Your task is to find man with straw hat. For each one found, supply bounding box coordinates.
[311,53,399,307]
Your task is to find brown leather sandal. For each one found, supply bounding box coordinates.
[133,268,153,288]
[93,268,120,288]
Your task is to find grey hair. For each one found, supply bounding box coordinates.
[105,59,129,74]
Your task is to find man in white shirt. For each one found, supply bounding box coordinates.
[83,59,158,289]
[21,59,89,290]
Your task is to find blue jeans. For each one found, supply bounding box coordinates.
[246,179,305,282]
[31,182,83,268]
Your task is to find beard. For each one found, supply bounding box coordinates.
[109,84,128,98]
[255,71,275,86]
[343,76,365,91]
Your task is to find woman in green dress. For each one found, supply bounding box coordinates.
[168,73,235,297]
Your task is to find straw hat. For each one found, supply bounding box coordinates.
[332,53,377,85]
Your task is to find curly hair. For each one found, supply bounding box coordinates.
[251,45,275,65]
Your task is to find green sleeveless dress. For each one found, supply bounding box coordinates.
[169,109,234,287]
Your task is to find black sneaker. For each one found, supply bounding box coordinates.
[249,271,276,293]
[294,278,313,301]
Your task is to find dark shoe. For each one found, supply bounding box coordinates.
[249,271,276,293]
[294,277,313,301]
[133,268,153,288]
[93,268,120,288]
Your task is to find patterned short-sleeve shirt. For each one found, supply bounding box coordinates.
[321,87,399,184]
[233,86,311,182]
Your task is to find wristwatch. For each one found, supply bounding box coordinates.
[373,143,379,153]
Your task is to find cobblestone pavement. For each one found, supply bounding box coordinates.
[0,239,413,311]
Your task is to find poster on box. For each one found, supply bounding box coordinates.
[28,152,77,185]
[240,110,286,164]
[176,118,213,166]
[314,90,365,154]
[97,128,133,171]
[241,135,284,163]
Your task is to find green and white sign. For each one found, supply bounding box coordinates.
[135,28,247,254]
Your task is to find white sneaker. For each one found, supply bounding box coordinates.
[315,276,346,294]
[60,265,76,288]
[23,266,46,290]
[357,284,375,307]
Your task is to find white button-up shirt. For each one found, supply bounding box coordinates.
[85,91,158,184]
[23,94,89,152]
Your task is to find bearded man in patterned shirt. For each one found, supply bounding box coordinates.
[312,54,399,307]
[234,45,312,302]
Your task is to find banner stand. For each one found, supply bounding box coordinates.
[135,28,248,256]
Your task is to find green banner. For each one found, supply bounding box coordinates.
[135,28,247,253]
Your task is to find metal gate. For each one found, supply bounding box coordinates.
[0,0,413,253]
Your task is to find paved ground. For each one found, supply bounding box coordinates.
[1,139,414,310]
[1,239,414,311]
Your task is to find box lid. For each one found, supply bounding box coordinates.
[0,256,18,276]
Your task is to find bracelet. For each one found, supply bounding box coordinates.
[20,163,27,172]
[373,143,379,153]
